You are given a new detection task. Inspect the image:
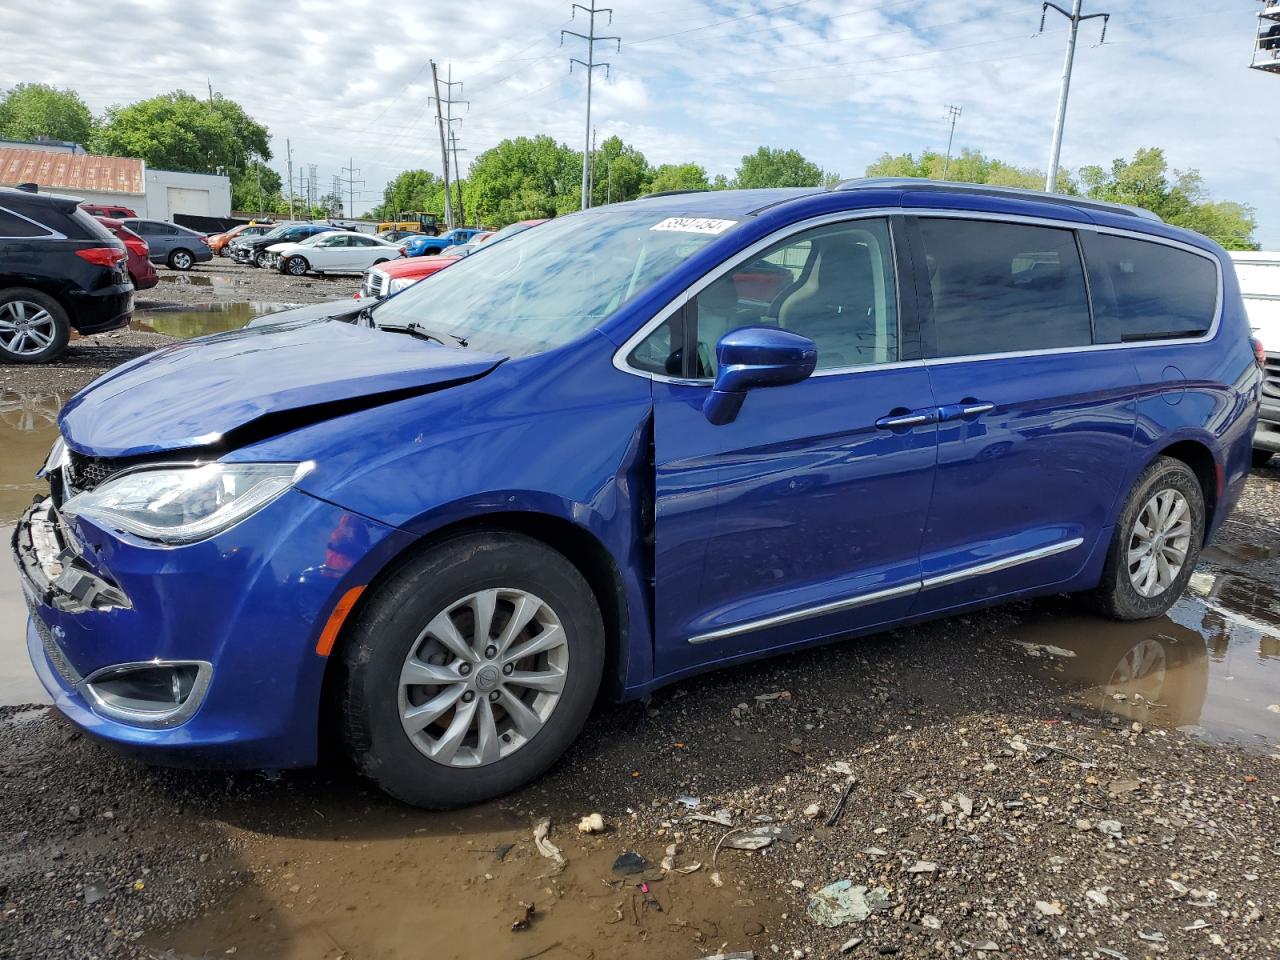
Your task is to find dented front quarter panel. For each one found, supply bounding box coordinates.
[225,332,657,694]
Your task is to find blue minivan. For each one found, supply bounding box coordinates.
[11,180,1261,807]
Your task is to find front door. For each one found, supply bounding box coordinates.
[638,216,940,680]
[905,215,1139,615]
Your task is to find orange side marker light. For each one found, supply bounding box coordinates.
[315,585,366,656]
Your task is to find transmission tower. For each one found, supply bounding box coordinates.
[307,163,318,212]
[1252,0,1280,74]
[562,3,620,210]
[1039,1,1109,193]
[341,158,365,220]
[941,104,962,180]
[431,65,469,226]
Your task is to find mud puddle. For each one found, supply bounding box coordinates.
[130,301,298,339]
[1008,568,1280,751]
[149,801,780,960]
[0,388,65,523]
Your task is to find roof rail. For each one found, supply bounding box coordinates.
[639,189,710,199]
[832,177,1163,223]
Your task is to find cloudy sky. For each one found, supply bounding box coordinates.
[3,0,1276,245]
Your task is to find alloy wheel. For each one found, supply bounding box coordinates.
[397,588,569,768]
[1127,488,1192,598]
[172,250,193,270]
[288,257,307,276]
[0,300,56,357]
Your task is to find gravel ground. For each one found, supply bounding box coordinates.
[0,313,1277,959]
[138,256,361,310]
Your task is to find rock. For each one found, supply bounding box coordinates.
[1086,889,1110,907]
[807,881,890,927]
[1096,820,1123,837]
[922,915,941,930]
[803,803,822,819]
[577,813,605,834]
[1107,779,1140,797]
[839,937,864,953]
[83,883,108,906]
[1034,901,1064,916]
[612,850,648,875]
[906,861,937,874]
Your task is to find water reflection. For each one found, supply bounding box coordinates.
[0,389,67,523]
[130,302,298,339]
[1014,571,1280,751]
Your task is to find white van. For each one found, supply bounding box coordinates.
[1231,251,1280,464]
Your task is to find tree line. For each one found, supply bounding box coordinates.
[0,82,1259,249]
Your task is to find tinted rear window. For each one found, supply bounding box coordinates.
[918,218,1092,358]
[1082,233,1218,342]
[0,206,52,237]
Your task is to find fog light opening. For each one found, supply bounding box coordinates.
[80,661,212,728]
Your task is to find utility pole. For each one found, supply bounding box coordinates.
[941,104,962,180]
[286,139,295,220]
[589,126,597,206]
[341,157,364,221]
[433,65,469,226]
[430,60,455,229]
[448,129,468,225]
[308,163,318,215]
[1040,1,1109,193]
[207,79,214,107]
[562,3,620,210]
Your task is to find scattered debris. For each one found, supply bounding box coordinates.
[1107,779,1140,798]
[532,819,566,873]
[577,813,606,834]
[906,861,938,874]
[969,941,1000,953]
[803,803,822,819]
[611,850,649,875]
[495,843,514,862]
[696,953,755,960]
[1010,640,1077,659]
[1096,820,1123,838]
[511,901,535,932]
[1034,900,1064,917]
[754,691,792,703]
[675,795,701,809]
[689,810,735,826]
[806,880,891,927]
[826,780,857,827]
[1086,888,1110,907]
[839,937,864,953]
[1138,931,1166,943]
[827,761,854,776]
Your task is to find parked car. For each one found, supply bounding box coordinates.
[358,220,546,300]
[118,218,213,271]
[0,186,132,363]
[1230,250,1280,466]
[12,182,1260,809]
[95,217,157,291]
[232,223,339,268]
[403,227,483,257]
[270,231,404,276]
[378,229,427,243]
[209,222,276,257]
[79,202,138,220]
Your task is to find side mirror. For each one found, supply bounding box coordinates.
[703,326,817,425]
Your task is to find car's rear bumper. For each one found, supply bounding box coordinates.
[1254,401,1280,452]
[67,283,133,334]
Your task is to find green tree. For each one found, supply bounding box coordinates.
[734,146,829,189]
[91,91,270,173]
[374,169,445,219]
[231,160,282,214]
[590,136,649,205]
[0,83,97,144]
[647,162,711,193]
[865,147,1063,191]
[1079,148,1258,249]
[466,135,582,225]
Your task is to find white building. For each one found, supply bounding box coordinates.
[1231,251,1280,350]
[0,141,231,221]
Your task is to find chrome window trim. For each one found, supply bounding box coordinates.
[686,536,1084,644]
[0,204,62,240]
[613,207,1225,384]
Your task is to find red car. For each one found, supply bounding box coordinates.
[81,202,138,219]
[96,217,158,291]
[357,219,546,300]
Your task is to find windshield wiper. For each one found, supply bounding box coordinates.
[378,322,449,345]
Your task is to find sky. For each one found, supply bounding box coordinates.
[2,0,1276,246]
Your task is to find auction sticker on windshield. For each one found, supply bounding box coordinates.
[649,217,738,235]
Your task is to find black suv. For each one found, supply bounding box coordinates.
[230,223,339,267]
[0,187,133,364]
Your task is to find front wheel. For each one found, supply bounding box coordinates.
[168,248,194,270]
[254,250,271,269]
[1094,456,1204,621]
[341,532,604,808]
[286,255,309,276]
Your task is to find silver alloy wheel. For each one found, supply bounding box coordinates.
[397,588,569,768]
[1106,637,1169,701]
[1127,488,1192,598]
[171,250,193,269]
[287,257,307,276]
[0,300,56,357]
[256,251,271,268]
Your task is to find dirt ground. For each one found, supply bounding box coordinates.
[1,292,1278,960]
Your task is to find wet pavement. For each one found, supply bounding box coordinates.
[129,301,299,339]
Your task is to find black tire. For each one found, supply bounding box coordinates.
[286,255,309,276]
[168,248,194,271]
[373,258,389,265]
[0,287,71,364]
[1252,449,1273,469]
[1094,456,1205,621]
[341,532,605,808]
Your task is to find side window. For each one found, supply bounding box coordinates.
[918,218,1092,358]
[627,309,685,377]
[0,207,52,237]
[1081,233,1218,342]
[694,218,899,375]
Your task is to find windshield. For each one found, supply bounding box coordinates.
[371,210,737,357]
[258,226,289,241]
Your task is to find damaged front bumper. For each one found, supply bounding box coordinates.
[11,488,412,768]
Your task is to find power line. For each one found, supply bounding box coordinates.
[562,1,620,210]
[1040,0,1110,193]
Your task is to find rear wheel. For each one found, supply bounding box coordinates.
[341,532,605,808]
[168,248,194,270]
[1094,456,1204,620]
[286,255,309,276]
[1253,449,1273,469]
[0,288,70,364]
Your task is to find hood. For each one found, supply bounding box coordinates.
[59,317,505,458]
[374,255,460,280]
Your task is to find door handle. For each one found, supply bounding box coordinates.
[937,401,995,422]
[875,409,936,430]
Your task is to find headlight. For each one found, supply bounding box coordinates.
[40,436,68,477]
[62,462,309,545]
[388,277,418,294]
